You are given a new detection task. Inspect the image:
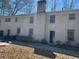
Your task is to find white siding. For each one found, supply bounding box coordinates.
[0,10,79,45]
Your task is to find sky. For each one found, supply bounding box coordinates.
[1,0,79,15]
[12,0,79,15]
[46,0,79,12]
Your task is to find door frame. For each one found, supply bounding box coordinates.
[49,31,55,43]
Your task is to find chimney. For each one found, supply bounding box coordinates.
[37,0,46,13]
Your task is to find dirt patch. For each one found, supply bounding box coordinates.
[0,44,34,59]
[0,43,78,59]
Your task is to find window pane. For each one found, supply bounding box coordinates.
[68,30,74,41]
[30,17,34,23]
[29,28,33,37]
[0,31,3,36]
[50,15,55,23]
[5,18,11,22]
[69,14,75,20]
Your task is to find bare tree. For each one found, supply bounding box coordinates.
[69,0,76,9]
[0,0,25,16]
[62,0,77,10]
[0,0,10,16]
[62,0,68,10]
[22,0,36,14]
[51,0,57,11]
[8,0,25,15]
[8,0,36,15]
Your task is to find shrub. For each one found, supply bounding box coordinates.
[55,40,62,46]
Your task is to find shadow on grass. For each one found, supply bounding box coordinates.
[0,36,79,58]
[12,40,79,59]
[34,48,56,58]
[12,41,56,59]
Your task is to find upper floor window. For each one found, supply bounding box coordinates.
[68,29,75,41]
[50,15,55,23]
[5,18,11,22]
[15,17,18,22]
[30,17,34,23]
[69,13,76,20]
[29,28,33,37]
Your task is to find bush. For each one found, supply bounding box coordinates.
[55,41,62,46]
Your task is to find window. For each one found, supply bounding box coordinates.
[0,31,3,36]
[17,28,21,34]
[29,28,33,37]
[69,13,76,20]
[15,17,18,22]
[68,30,74,41]
[50,15,55,23]
[0,19,1,23]
[30,17,34,23]
[5,18,11,22]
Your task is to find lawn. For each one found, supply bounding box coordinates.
[0,44,34,59]
[0,43,78,59]
[0,44,50,59]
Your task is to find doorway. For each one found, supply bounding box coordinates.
[49,31,55,43]
[7,29,10,36]
[6,29,11,41]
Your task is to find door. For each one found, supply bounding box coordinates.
[17,28,21,35]
[29,28,33,37]
[6,29,10,40]
[7,29,10,36]
[0,31,4,40]
[49,31,55,43]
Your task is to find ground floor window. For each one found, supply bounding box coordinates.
[68,30,74,41]
[29,28,33,37]
[0,31,3,36]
